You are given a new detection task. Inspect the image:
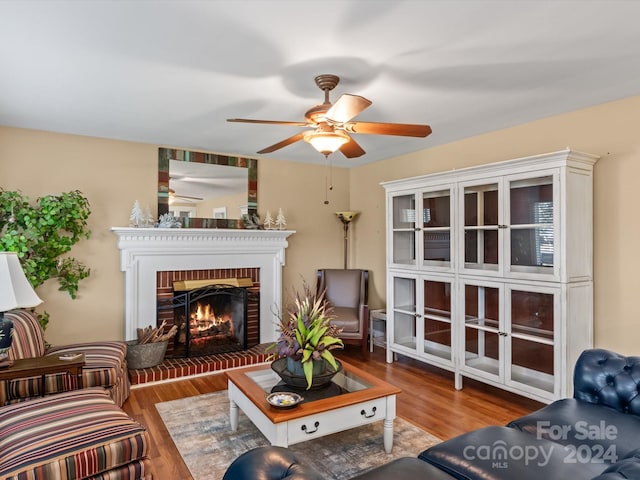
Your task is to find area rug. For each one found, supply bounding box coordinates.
[156,391,441,480]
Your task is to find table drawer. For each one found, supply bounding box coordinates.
[287,397,388,444]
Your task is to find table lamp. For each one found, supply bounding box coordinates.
[0,252,43,367]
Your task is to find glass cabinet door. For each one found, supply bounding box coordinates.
[506,287,557,395]
[460,172,558,280]
[507,174,556,276]
[461,182,500,274]
[422,278,452,362]
[391,193,417,266]
[422,189,452,269]
[390,275,417,351]
[461,281,502,380]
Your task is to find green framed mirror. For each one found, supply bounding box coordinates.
[158,148,257,228]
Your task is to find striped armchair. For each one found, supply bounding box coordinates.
[1,309,130,407]
[0,388,151,479]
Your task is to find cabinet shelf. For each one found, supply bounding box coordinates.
[394,304,416,314]
[423,341,452,360]
[511,324,553,340]
[464,317,499,329]
[463,225,499,231]
[510,223,552,229]
[423,307,451,322]
[465,355,500,376]
[511,366,554,393]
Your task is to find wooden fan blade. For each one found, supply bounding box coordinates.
[227,118,310,127]
[325,94,372,124]
[257,132,305,154]
[169,189,203,201]
[339,136,366,158]
[345,121,432,137]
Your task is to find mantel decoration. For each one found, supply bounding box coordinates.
[129,200,154,227]
[269,281,344,389]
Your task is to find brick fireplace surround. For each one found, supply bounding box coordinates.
[112,227,294,385]
[156,267,261,356]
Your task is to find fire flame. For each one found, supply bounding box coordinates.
[190,302,234,334]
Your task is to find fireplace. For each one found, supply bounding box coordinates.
[111,228,294,345]
[159,283,253,357]
[157,269,260,358]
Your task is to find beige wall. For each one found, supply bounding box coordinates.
[2,95,638,354]
[0,128,348,345]
[352,95,640,356]
[196,190,247,219]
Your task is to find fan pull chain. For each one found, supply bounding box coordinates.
[329,154,334,191]
[323,154,333,204]
[324,176,329,205]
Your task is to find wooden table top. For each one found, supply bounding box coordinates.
[0,353,85,381]
[225,357,401,423]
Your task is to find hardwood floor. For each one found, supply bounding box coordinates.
[123,346,544,479]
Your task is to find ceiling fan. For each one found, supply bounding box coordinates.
[168,188,203,203]
[227,74,432,158]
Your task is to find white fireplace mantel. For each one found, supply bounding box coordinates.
[111,227,295,342]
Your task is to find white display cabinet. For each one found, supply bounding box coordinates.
[383,149,597,402]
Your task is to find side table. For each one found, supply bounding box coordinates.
[369,309,387,352]
[0,354,85,403]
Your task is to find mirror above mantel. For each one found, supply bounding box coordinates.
[158,147,257,228]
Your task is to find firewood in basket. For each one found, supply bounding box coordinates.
[137,321,177,344]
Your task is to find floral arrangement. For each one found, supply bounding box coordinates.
[270,281,343,389]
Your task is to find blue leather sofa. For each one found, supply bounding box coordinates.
[223,349,640,479]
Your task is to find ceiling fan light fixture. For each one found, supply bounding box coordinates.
[303,128,349,156]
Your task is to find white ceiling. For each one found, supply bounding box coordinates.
[2,0,640,168]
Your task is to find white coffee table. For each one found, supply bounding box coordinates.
[226,359,401,452]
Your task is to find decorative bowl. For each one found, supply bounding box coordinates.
[271,357,343,390]
[266,391,303,409]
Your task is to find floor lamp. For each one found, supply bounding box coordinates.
[335,211,359,269]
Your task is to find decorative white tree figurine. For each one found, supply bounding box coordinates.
[263,210,274,229]
[130,200,143,227]
[142,205,154,227]
[275,208,286,230]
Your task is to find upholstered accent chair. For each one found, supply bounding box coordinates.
[0,387,151,479]
[0,309,130,407]
[316,269,369,353]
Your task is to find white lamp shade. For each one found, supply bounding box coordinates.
[0,252,43,311]
[303,129,349,155]
[335,211,360,223]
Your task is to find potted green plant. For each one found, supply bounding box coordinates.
[0,189,91,328]
[270,281,344,389]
